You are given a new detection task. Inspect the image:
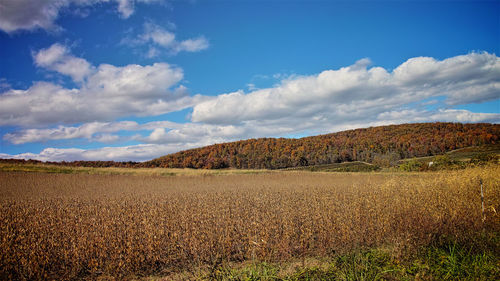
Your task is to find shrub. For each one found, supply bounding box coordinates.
[399,158,424,172]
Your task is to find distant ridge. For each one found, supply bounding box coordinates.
[145,122,500,169]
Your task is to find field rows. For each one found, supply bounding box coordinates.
[1,167,499,280]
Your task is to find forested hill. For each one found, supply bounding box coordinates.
[144,123,500,169]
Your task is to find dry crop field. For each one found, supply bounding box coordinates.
[0,166,499,280]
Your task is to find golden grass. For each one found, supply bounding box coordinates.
[0,165,499,280]
[0,162,272,176]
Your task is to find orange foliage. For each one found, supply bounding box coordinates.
[146,122,500,169]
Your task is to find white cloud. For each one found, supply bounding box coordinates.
[192,52,500,125]
[86,62,183,98]
[33,43,94,82]
[175,36,210,53]
[116,0,135,18]
[139,123,247,144]
[92,133,121,143]
[3,119,247,145]
[1,107,498,162]
[0,143,199,162]
[246,83,258,91]
[0,0,162,33]
[1,52,499,162]
[124,22,209,56]
[79,143,183,162]
[0,78,11,91]
[0,147,88,162]
[3,121,138,144]
[326,109,500,134]
[146,47,161,58]
[141,22,176,47]
[0,0,65,33]
[0,43,207,127]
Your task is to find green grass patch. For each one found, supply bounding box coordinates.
[284,161,381,172]
[189,241,499,281]
[398,144,500,171]
[0,162,274,177]
[399,144,500,163]
[0,163,82,174]
[447,144,500,162]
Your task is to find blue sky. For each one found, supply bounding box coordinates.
[0,0,499,162]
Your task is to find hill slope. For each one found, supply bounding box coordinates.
[144,122,500,169]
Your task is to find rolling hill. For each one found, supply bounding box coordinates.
[144,122,500,169]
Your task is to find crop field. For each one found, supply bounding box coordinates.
[283,161,380,172]
[1,166,499,280]
[398,144,500,164]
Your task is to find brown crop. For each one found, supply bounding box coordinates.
[0,166,499,280]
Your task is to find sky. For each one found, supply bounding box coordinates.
[0,0,499,162]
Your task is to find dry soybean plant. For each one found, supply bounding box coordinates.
[0,166,498,280]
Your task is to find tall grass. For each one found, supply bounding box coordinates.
[0,166,498,280]
[0,162,272,176]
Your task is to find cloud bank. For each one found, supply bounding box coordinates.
[0,0,162,33]
[192,53,499,125]
[1,52,499,161]
[0,144,182,162]
[0,43,206,126]
[2,108,498,162]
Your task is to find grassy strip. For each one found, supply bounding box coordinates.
[174,240,499,281]
[0,163,272,176]
[398,144,500,163]
[283,161,380,172]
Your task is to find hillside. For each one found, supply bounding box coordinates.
[144,122,500,169]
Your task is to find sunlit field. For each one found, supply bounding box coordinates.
[1,166,499,280]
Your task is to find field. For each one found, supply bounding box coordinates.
[283,161,380,172]
[0,162,271,176]
[1,166,499,280]
[398,144,500,164]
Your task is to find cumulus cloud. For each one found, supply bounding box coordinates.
[33,43,94,82]
[3,119,247,145]
[192,52,500,125]
[323,109,500,134]
[139,123,247,144]
[0,0,162,33]
[0,143,203,162]
[0,121,275,161]
[123,22,209,56]
[139,109,491,140]
[1,52,499,162]
[0,43,207,127]
[1,107,498,162]
[0,0,67,32]
[2,120,180,144]
[3,121,138,144]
